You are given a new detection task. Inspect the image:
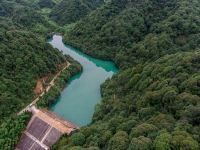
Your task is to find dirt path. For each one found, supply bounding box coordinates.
[18,62,70,115]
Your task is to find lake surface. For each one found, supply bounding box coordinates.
[49,35,118,126]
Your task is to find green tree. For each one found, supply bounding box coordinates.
[71,133,86,146]
[153,132,172,150]
[108,131,129,150]
[128,136,152,150]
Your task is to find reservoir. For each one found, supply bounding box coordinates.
[49,35,118,126]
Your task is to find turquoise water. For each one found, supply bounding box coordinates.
[49,35,118,126]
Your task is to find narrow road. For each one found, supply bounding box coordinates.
[18,62,70,115]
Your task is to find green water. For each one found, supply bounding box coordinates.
[49,35,118,126]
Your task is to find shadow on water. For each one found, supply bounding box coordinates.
[63,44,119,72]
[48,35,118,126]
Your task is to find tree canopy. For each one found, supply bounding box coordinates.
[0,0,200,149]
[52,0,200,149]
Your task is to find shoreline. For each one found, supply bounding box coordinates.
[17,61,71,115]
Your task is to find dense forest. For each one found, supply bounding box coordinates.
[0,0,67,121]
[0,0,81,149]
[54,0,200,149]
[50,0,104,25]
[54,51,200,150]
[64,0,200,69]
[0,30,66,121]
[0,0,200,149]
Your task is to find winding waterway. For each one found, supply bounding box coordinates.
[49,35,118,126]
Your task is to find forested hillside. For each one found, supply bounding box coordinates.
[54,50,200,150]
[1,0,200,149]
[0,0,80,149]
[0,0,65,122]
[0,0,43,26]
[50,0,104,25]
[0,30,66,120]
[64,0,200,69]
[53,0,200,149]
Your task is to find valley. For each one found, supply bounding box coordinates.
[0,0,200,150]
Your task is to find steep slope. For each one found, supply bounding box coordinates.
[0,0,66,121]
[52,0,200,149]
[64,0,200,69]
[54,50,200,150]
[0,0,200,149]
[0,0,80,149]
[0,30,66,120]
[0,0,44,26]
[50,0,104,25]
